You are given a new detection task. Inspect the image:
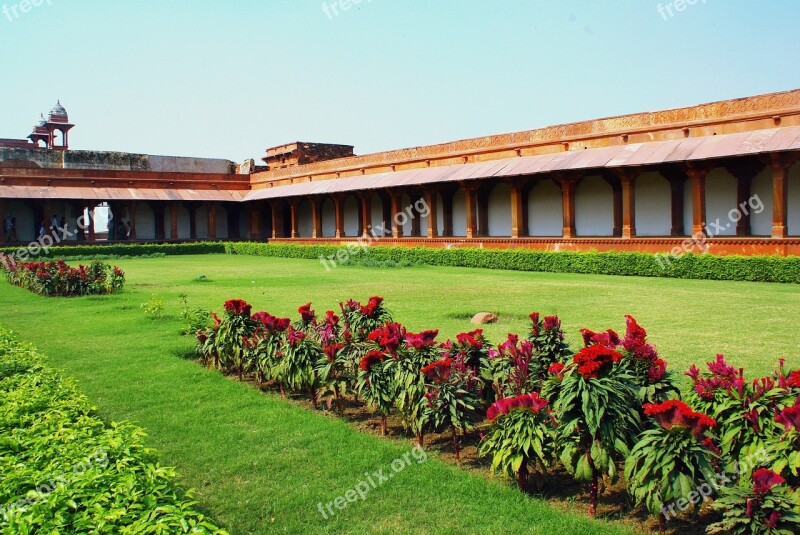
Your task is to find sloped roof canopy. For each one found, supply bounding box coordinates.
[0,186,245,202]
[244,126,800,202]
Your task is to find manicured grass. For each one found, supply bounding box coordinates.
[2,254,799,534]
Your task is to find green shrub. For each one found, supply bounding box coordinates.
[0,330,228,534]
[224,242,800,284]
[0,241,226,259]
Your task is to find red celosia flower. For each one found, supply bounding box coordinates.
[456,329,484,349]
[286,326,306,347]
[573,345,623,379]
[543,315,561,331]
[405,330,439,351]
[580,328,620,349]
[298,303,315,323]
[323,342,343,362]
[765,511,782,529]
[421,358,453,384]
[702,437,722,455]
[211,312,222,328]
[622,315,647,349]
[487,392,549,421]
[548,362,566,378]
[324,310,340,326]
[196,330,208,343]
[648,359,668,382]
[359,296,384,318]
[360,350,386,372]
[775,399,800,432]
[644,399,717,439]
[368,322,406,355]
[529,312,541,336]
[224,299,252,317]
[787,370,800,389]
[752,468,785,495]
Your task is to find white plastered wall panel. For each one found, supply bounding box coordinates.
[528,179,563,237]
[575,175,613,237]
[635,172,671,236]
[487,183,512,237]
[452,189,467,237]
[750,167,773,237]
[704,168,737,237]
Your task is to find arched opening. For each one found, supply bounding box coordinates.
[321,198,336,237]
[704,168,737,237]
[636,172,672,236]
[135,203,156,240]
[297,199,313,238]
[575,175,613,236]
[528,179,563,237]
[487,183,511,237]
[343,195,360,237]
[451,189,467,237]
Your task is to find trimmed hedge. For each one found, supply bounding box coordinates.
[0,241,226,259]
[224,242,800,284]
[0,330,228,534]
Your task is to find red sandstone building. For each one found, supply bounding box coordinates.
[2,90,800,256]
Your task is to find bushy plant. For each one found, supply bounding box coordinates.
[479,392,555,491]
[214,299,257,378]
[0,256,125,297]
[356,349,394,435]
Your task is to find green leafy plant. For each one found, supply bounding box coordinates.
[625,400,719,534]
[179,293,211,335]
[214,299,256,378]
[356,350,394,435]
[141,293,164,319]
[479,392,554,491]
[277,326,322,408]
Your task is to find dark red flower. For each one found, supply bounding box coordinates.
[775,399,800,432]
[543,315,561,331]
[360,350,386,372]
[548,362,566,378]
[702,437,722,455]
[752,468,785,496]
[286,326,306,347]
[196,330,208,343]
[622,315,648,351]
[298,302,315,323]
[323,342,343,362]
[405,330,439,351]
[787,370,800,389]
[359,296,384,318]
[212,312,221,328]
[648,359,668,382]
[368,322,406,355]
[644,399,717,439]
[765,511,782,529]
[456,329,484,349]
[324,310,340,326]
[224,299,252,317]
[421,358,453,384]
[487,392,549,421]
[573,345,623,379]
[580,328,620,349]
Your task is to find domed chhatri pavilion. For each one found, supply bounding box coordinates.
[2,90,800,256]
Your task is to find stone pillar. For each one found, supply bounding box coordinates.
[311,198,323,239]
[170,203,179,240]
[289,200,299,239]
[620,172,636,239]
[333,196,344,238]
[560,178,577,239]
[463,184,478,239]
[249,205,261,240]
[359,194,372,238]
[207,203,217,240]
[425,189,438,239]
[87,204,97,242]
[128,202,137,241]
[771,157,790,239]
[269,202,283,239]
[510,183,527,239]
[687,167,708,239]
[736,174,753,237]
[390,192,404,238]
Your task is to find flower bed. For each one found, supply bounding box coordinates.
[0,330,227,533]
[197,296,800,534]
[0,256,125,296]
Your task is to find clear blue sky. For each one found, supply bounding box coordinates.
[1,0,799,163]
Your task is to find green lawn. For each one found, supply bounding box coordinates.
[2,254,799,534]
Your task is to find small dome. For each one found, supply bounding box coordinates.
[34,114,46,128]
[48,100,69,122]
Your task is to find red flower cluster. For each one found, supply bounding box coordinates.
[752,468,786,496]
[359,296,384,318]
[648,358,668,382]
[787,370,800,389]
[543,315,561,331]
[580,328,620,349]
[405,330,439,351]
[421,358,453,384]
[323,342,343,362]
[643,399,717,439]
[223,299,252,317]
[286,326,306,347]
[573,345,623,379]
[360,350,386,372]
[298,302,315,323]
[252,311,291,333]
[775,398,800,432]
[367,322,406,355]
[686,354,741,399]
[487,392,549,421]
[455,329,484,349]
[548,362,566,379]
